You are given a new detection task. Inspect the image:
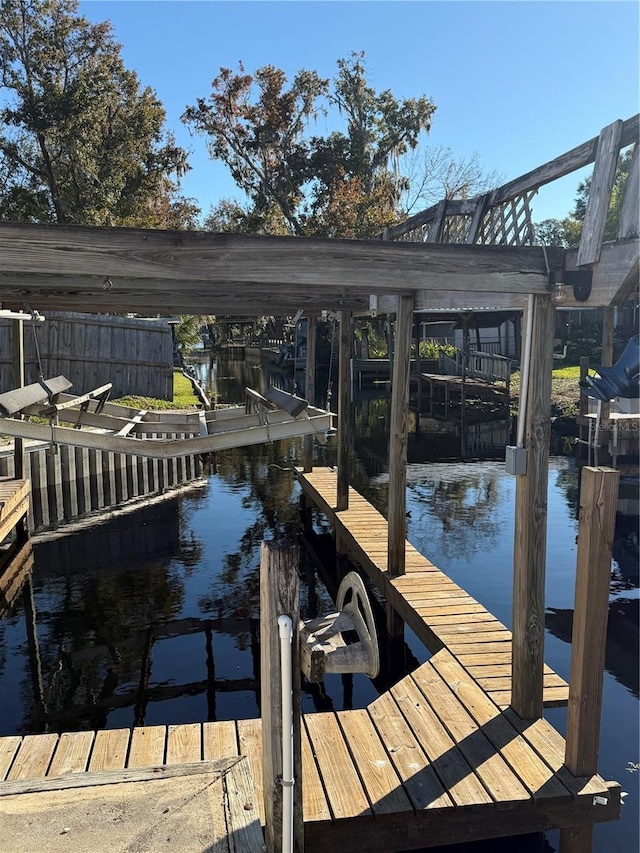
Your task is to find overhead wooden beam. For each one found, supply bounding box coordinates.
[565,238,639,307]
[0,222,562,295]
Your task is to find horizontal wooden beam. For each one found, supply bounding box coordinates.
[0,224,563,317]
[564,239,639,306]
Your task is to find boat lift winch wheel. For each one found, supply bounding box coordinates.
[335,571,380,679]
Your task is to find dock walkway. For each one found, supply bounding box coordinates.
[297,466,569,709]
[0,651,618,851]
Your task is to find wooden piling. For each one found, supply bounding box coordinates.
[511,295,555,720]
[559,466,619,853]
[336,311,351,512]
[303,316,317,473]
[11,319,25,480]
[565,466,619,775]
[260,539,303,853]
[388,295,414,577]
[600,307,614,422]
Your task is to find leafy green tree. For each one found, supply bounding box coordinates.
[0,0,195,226]
[184,52,436,238]
[535,148,633,247]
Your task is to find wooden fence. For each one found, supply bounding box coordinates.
[0,442,203,531]
[0,312,173,399]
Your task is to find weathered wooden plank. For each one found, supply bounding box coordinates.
[337,708,411,815]
[203,721,239,760]
[577,120,624,266]
[7,734,58,780]
[127,725,166,768]
[391,674,492,807]
[48,731,94,777]
[260,539,302,853]
[88,729,130,771]
[0,737,22,781]
[367,691,452,812]
[304,712,371,819]
[0,758,238,796]
[166,723,202,765]
[0,224,563,300]
[224,757,266,851]
[237,717,266,825]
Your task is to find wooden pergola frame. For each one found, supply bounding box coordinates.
[0,115,637,723]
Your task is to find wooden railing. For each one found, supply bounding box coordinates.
[384,114,639,252]
[439,350,511,385]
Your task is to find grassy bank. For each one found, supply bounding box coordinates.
[113,369,200,410]
[510,365,583,418]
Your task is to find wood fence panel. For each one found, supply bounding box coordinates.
[0,313,173,399]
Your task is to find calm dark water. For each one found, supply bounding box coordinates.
[0,354,637,853]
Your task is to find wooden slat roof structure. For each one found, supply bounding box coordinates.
[0,115,637,316]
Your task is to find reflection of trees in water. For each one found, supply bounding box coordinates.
[552,460,580,519]
[198,442,302,625]
[409,468,501,562]
[20,561,185,731]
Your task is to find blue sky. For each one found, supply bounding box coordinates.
[80,0,639,224]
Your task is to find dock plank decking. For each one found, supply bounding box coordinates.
[296,466,569,709]
[0,656,619,851]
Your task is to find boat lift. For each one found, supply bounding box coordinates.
[0,377,333,460]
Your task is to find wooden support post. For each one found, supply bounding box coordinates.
[511,295,555,720]
[559,467,619,853]
[600,307,615,423]
[579,356,590,417]
[336,311,351,512]
[11,319,25,480]
[303,316,317,473]
[260,539,303,853]
[565,466,619,775]
[388,295,414,577]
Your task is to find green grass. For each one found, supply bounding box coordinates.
[113,369,200,410]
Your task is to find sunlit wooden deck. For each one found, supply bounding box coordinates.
[0,478,29,546]
[0,647,618,851]
[297,466,569,709]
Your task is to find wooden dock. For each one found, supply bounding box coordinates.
[296,467,569,708]
[0,478,29,545]
[0,655,619,851]
[420,372,508,405]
